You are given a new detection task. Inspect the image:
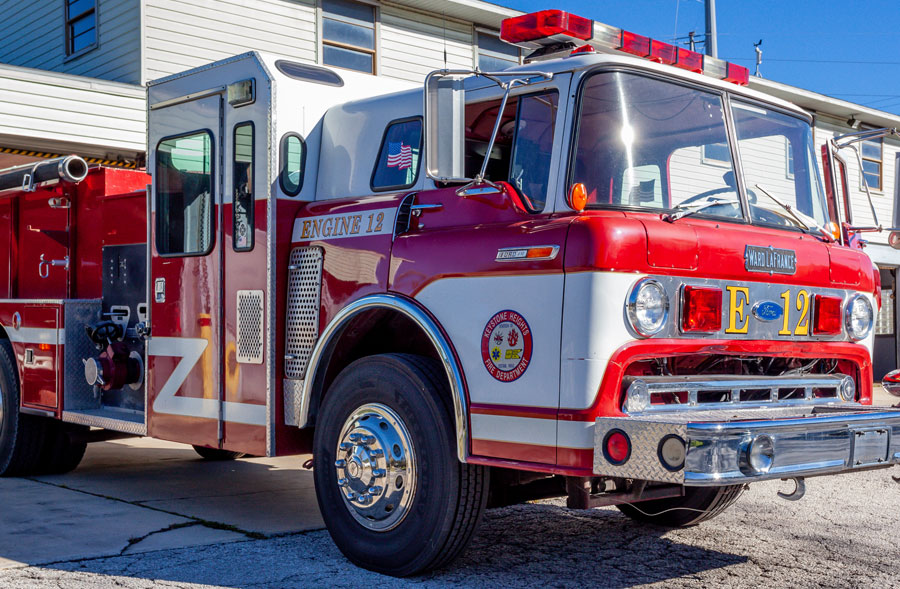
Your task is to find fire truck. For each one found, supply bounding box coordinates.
[1,8,899,577]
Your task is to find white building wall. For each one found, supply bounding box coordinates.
[0,0,141,84]
[143,0,317,83]
[815,119,900,247]
[379,7,474,81]
[0,63,145,156]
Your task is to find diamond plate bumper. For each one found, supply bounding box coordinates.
[594,405,900,485]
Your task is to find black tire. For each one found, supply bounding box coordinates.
[616,485,744,527]
[0,339,47,477]
[313,354,488,577]
[192,445,246,460]
[37,421,88,475]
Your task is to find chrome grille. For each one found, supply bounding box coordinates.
[236,290,264,364]
[623,374,854,414]
[284,247,323,379]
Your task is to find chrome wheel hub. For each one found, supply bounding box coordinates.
[334,403,416,531]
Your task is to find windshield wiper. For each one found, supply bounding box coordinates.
[662,195,735,223]
[753,184,833,242]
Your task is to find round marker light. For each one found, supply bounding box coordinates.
[740,434,775,475]
[627,278,669,337]
[839,376,856,402]
[624,379,650,413]
[844,294,874,341]
[603,429,631,465]
[658,435,686,471]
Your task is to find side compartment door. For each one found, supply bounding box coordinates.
[147,95,223,447]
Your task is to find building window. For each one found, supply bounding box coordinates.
[861,134,883,191]
[477,31,519,71]
[66,0,97,57]
[701,142,730,167]
[322,0,376,74]
[785,138,794,179]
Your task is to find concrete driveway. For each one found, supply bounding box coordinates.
[0,438,322,568]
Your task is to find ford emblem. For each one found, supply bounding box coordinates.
[752,301,783,322]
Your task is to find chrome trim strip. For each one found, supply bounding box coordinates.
[62,410,148,436]
[623,374,852,414]
[298,293,469,462]
[495,245,560,262]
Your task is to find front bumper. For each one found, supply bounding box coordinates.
[594,405,900,485]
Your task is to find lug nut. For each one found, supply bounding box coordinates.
[358,493,371,504]
[369,448,384,457]
[361,435,376,445]
[335,459,347,468]
[372,468,386,478]
[338,478,348,487]
[368,486,383,495]
[346,491,357,500]
[349,433,363,442]
[339,442,352,451]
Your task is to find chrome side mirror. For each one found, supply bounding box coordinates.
[424,71,466,183]
[882,369,900,397]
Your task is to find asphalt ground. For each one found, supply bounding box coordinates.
[0,388,897,588]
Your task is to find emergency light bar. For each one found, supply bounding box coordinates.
[500,10,749,86]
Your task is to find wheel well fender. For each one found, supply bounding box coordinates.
[296,294,469,461]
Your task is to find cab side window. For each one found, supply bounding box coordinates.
[371,118,422,191]
[233,123,254,251]
[156,131,213,256]
[465,90,558,212]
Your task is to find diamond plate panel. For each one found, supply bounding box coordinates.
[284,247,323,379]
[63,300,102,412]
[236,290,264,364]
[283,378,304,426]
[594,417,687,483]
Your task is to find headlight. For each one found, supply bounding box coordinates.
[627,278,668,336]
[844,294,873,341]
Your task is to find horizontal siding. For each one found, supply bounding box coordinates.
[817,121,899,246]
[380,7,474,82]
[144,0,317,82]
[0,65,145,153]
[0,0,140,84]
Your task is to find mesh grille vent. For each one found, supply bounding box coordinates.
[236,290,264,364]
[285,247,323,379]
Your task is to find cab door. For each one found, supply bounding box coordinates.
[390,77,571,464]
[147,94,223,448]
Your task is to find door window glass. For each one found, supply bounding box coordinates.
[156,132,213,256]
[233,123,254,251]
[371,118,422,191]
[509,92,558,212]
[280,134,306,196]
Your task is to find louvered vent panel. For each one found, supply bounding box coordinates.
[284,247,323,379]
[236,290,264,364]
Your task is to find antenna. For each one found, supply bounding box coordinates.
[753,39,763,77]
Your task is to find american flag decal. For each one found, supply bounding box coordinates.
[386,142,413,170]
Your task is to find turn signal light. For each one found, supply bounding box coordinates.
[568,182,588,212]
[603,429,631,465]
[681,285,722,332]
[813,295,843,335]
[500,10,594,44]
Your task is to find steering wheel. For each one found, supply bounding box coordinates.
[679,186,735,206]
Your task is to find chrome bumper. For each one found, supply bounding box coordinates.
[594,405,900,486]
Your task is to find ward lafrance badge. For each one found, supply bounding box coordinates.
[481,310,533,382]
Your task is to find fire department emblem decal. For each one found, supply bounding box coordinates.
[481,310,533,382]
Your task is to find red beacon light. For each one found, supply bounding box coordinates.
[498,10,749,86]
[500,9,594,47]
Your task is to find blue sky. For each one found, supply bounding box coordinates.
[503,0,900,116]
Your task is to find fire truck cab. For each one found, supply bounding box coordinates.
[2,9,900,578]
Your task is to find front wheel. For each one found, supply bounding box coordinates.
[616,485,744,527]
[313,354,488,577]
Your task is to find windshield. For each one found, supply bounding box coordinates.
[570,71,830,230]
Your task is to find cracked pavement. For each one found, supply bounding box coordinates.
[1,396,899,587]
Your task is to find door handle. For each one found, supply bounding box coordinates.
[38,254,69,278]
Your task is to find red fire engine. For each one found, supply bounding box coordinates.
[1,9,899,577]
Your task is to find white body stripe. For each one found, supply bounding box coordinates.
[7,327,64,345]
[416,274,564,408]
[470,414,556,447]
[561,272,638,410]
[148,336,266,426]
[291,207,396,242]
